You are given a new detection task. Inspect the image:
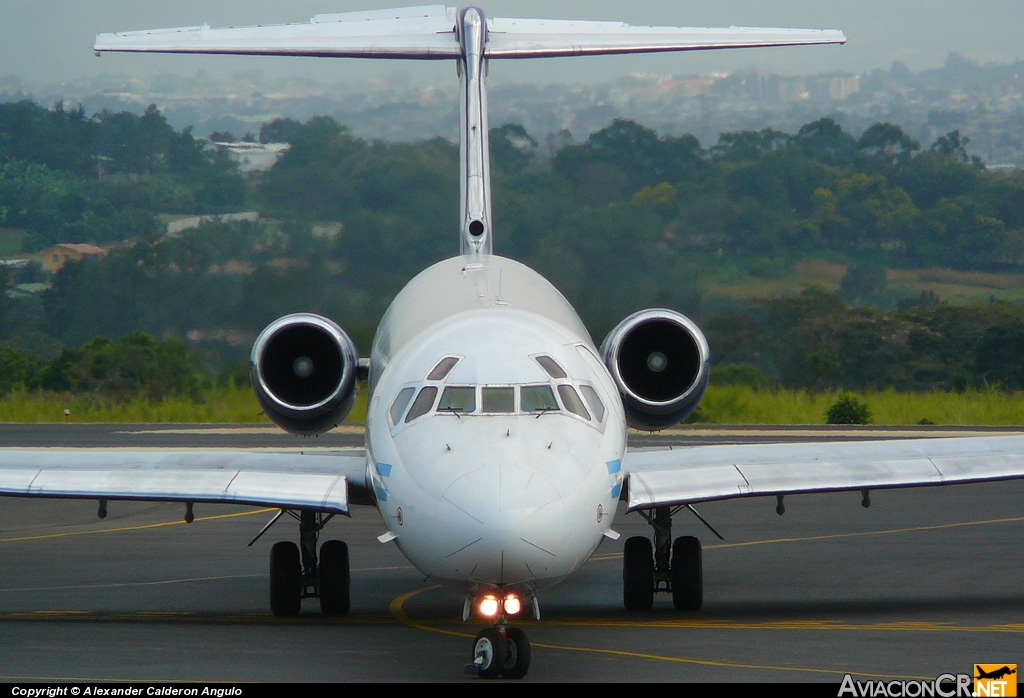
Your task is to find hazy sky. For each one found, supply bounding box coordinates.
[4,1,1024,87]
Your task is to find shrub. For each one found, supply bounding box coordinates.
[826,393,873,425]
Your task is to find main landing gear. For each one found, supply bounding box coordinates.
[268,510,350,616]
[623,505,703,611]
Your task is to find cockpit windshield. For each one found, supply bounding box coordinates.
[394,381,604,425]
[438,386,476,412]
[482,386,515,413]
[389,355,606,427]
[520,385,557,412]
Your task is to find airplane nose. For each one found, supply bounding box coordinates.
[441,462,567,584]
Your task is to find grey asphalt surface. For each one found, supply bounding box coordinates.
[0,424,1021,683]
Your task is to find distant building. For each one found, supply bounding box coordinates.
[5,282,48,299]
[210,141,290,175]
[166,211,260,235]
[33,243,107,273]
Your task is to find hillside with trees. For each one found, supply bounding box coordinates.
[5,99,1024,401]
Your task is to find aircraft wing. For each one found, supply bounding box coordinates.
[94,5,844,61]
[623,436,1024,512]
[0,449,369,515]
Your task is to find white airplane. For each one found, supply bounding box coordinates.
[3,5,1024,681]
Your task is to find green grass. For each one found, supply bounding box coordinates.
[701,258,1024,306]
[0,383,369,424]
[1,383,1020,426]
[695,385,1024,426]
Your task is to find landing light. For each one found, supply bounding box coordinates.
[479,595,500,617]
[477,593,522,617]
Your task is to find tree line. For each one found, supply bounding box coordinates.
[5,100,1024,395]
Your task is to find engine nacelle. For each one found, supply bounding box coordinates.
[250,313,359,435]
[600,309,710,430]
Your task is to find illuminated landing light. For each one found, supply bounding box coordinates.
[476,593,523,618]
[503,594,522,616]
[479,595,500,618]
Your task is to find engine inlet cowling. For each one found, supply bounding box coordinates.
[600,309,710,430]
[250,313,358,435]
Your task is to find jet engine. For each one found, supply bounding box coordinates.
[250,313,359,435]
[600,309,710,430]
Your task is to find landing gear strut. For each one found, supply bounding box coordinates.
[267,509,350,616]
[622,505,703,611]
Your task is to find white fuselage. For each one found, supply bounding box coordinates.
[365,254,626,595]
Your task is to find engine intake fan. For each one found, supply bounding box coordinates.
[600,309,710,430]
[250,313,358,434]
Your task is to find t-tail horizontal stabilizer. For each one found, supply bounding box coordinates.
[94,5,845,60]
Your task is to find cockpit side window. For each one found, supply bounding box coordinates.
[389,386,416,424]
[557,384,591,421]
[534,355,567,379]
[481,386,514,413]
[521,384,558,412]
[427,356,460,381]
[404,385,438,423]
[580,384,606,423]
[438,386,476,413]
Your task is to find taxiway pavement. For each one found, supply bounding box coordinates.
[1,424,1021,682]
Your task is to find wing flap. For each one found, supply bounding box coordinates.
[94,5,459,59]
[485,19,846,58]
[624,436,1024,511]
[0,450,368,514]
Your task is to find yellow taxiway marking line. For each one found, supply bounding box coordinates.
[0,573,265,593]
[0,562,416,594]
[590,515,1024,562]
[114,425,366,435]
[540,618,1024,633]
[707,515,1024,550]
[388,586,939,680]
[649,428,1024,437]
[0,610,392,625]
[0,507,275,543]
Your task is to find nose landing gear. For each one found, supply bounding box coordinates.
[466,625,532,679]
[463,591,534,679]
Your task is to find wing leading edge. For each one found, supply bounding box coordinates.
[94,5,845,60]
[0,450,369,515]
[624,436,1024,511]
